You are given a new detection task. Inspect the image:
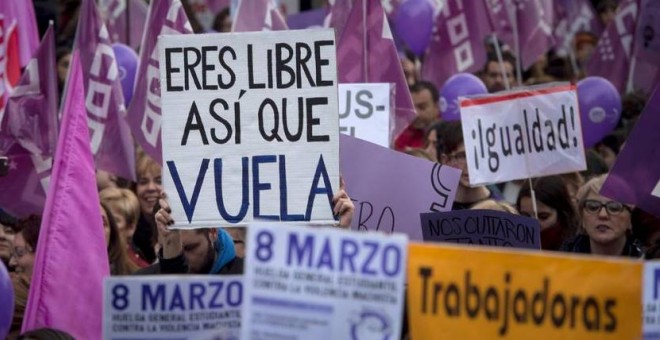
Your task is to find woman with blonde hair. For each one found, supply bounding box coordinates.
[132,152,162,263]
[559,174,642,257]
[100,187,149,267]
[101,203,140,275]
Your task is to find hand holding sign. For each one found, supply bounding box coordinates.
[153,196,182,259]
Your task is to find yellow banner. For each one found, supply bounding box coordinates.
[407,243,642,339]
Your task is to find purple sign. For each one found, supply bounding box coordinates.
[601,85,660,219]
[420,209,541,249]
[586,0,638,93]
[337,0,416,142]
[126,0,192,165]
[74,0,136,181]
[340,134,460,240]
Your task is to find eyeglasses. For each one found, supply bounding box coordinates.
[444,151,466,164]
[582,200,629,215]
[12,246,31,258]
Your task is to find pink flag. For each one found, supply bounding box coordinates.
[21,50,110,338]
[422,0,495,92]
[73,0,136,181]
[99,0,150,51]
[325,0,353,39]
[126,0,192,165]
[232,0,288,32]
[0,0,39,68]
[337,0,415,141]
[586,0,638,93]
[511,0,555,70]
[0,25,58,218]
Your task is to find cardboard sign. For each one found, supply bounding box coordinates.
[644,262,660,338]
[340,134,461,240]
[104,276,243,339]
[460,84,586,186]
[241,223,408,339]
[420,210,541,249]
[407,244,642,339]
[158,30,340,227]
[338,83,392,147]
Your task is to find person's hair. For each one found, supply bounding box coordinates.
[517,176,579,239]
[102,203,139,275]
[212,7,231,32]
[632,208,660,248]
[16,215,42,251]
[573,31,598,50]
[18,327,75,340]
[404,148,434,161]
[409,81,439,104]
[560,172,585,195]
[581,149,609,181]
[435,120,464,156]
[100,188,140,229]
[483,51,517,73]
[596,0,618,14]
[136,152,161,181]
[622,90,648,120]
[471,199,518,214]
[55,46,71,64]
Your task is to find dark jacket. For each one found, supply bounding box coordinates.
[559,234,643,257]
[133,213,157,263]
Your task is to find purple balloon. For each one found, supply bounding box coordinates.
[394,0,434,56]
[0,262,13,339]
[577,76,622,148]
[112,43,139,106]
[440,73,488,121]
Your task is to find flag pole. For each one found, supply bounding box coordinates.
[492,33,510,90]
[528,177,538,220]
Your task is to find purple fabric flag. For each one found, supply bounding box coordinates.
[126,0,192,165]
[99,0,149,51]
[21,50,109,338]
[553,0,602,56]
[483,0,515,48]
[337,0,415,141]
[73,0,136,181]
[340,134,460,240]
[586,0,638,93]
[232,0,288,32]
[511,0,555,70]
[325,0,353,39]
[601,85,660,218]
[0,25,58,218]
[635,0,660,65]
[287,8,326,30]
[0,0,39,68]
[422,0,494,93]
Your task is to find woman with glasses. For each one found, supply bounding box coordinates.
[560,175,642,257]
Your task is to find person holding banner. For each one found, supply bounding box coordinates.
[560,175,643,257]
[436,121,501,210]
[517,176,579,251]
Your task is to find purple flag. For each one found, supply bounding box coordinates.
[586,0,638,93]
[340,134,460,240]
[126,0,192,165]
[553,0,602,56]
[0,25,57,217]
[511,0,555,70]
[635,0,660,65]
[73,0,136,181]
[287,8,326,30]
[0,0,39,68]
[422,0,494,92]
[325,0,353,39]
[337,0,415,141]
[232,0,288,32]
[483,0,515,48]
[601,85,660,218]
[99,0,149,51]
[22,50,110,338]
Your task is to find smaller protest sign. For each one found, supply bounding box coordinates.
[460,83,586,186]
[340,134,461,240]
[420,210,541,249]
[408,243,642,339]
[644,262,660,338]
[104,276,243,339]
[338,83,392,147]
[241,223,408,340]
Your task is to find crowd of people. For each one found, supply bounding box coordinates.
[0,0,658,339]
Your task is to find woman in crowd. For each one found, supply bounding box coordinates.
[100,187,150,267]
[560,174,642,257]
[8,215,40,338]
[517,176,579,251]
[101,203,139,275]
[132,152,163,263]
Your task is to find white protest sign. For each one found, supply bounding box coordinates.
[644,262,660,338]
[159,30,340,228]
[338,83,392,147]
[104,275,243,339]
[459,83,586,186]
[241,223,408,340]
